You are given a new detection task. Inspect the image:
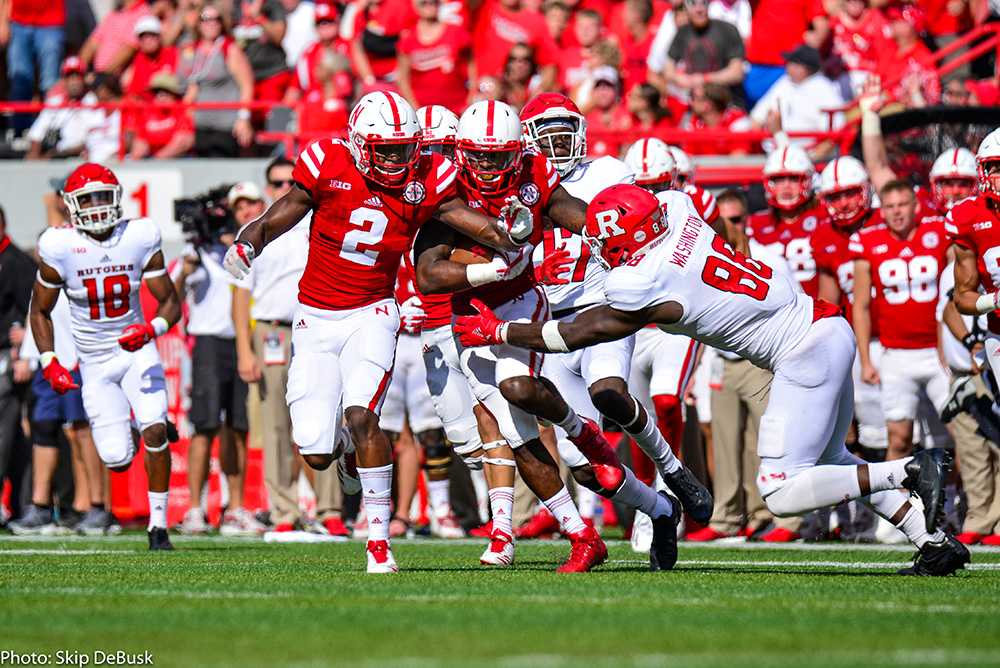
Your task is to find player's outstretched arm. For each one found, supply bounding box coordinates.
[545,186,588,235]
[225,185,313,278]
[953,244,996,316]
[29,261,78,395]
[435,197,525,252]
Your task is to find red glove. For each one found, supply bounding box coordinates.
[537,244,573,286]
[42,358,79,395]
[118,323,156,352]
[454,299,509,347]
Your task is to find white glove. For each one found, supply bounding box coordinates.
[498,195,534,245]
[399,296,426,335]
[223,240,256,280]
[466,247,532,287]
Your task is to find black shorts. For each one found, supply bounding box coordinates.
[189,335,248,434]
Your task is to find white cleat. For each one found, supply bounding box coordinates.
[178,508,210,535]
[430,509,466,539]
[219,507,267,536]
[366,540,399,573]
[480,529,515,566]
[631,511,653,553]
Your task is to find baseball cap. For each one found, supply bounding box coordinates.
[134,15,162,36]
[228,181,264,206]
[593,66,619,87]
[149,72,184,96]
[315,3,337,22]
[61,56,85,76]
[781,44,821,72]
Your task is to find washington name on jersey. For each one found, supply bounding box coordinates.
[38,218,161,362]
[603,191,817,370]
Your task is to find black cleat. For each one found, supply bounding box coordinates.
[902,449,951,533]
[166,421,180,444]
[649,493,682,572]
[940,376,975,424]
[898,535,971,576]
[148,527,175,551]
[664,465,713,525]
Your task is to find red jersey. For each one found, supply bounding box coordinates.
[295,40,353,96]
[746,0,825,66]
[398,251,452,331]
[10,0,64,27]
[136,106,194,154]
[945,196,1000,334]
[452,151,561,314]
[848,218,950,349]
[830,11,891,73]
[292,139,458,310]
[684,183,719,226]
[747,202,826,297]
[397,24,472,114]
[810,212,882,333]
[472,0,558,78]
[878,41,941,105]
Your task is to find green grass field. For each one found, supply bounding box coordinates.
[2,536,999,668]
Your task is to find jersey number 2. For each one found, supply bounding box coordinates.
[83,275,130,320]
[701,236,773,301]
[341,207,389,267]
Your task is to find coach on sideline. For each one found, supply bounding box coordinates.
[231,160,348,537]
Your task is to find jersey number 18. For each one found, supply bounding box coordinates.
[83,275,130,320]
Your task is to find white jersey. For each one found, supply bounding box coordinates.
[38,219,162,363]
[533,156,634,314]
[603,191,816,370]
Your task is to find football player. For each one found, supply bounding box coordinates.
[224,91,530,573]
[29,163,181,550]
[456,183,970,576]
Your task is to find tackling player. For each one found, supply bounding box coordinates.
[29,163,181,551]
[456,183,970,576]
[223,91,532,573]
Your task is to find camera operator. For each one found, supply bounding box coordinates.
[230,161,347,536]
[172,187,259,536]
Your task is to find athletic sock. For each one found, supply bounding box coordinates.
[541,486,587,535]
[488,486,514,537]
[576,485,599,520]
[613,467,672,519]
[555,408,584,438]
[147,492,168,530]
[866,458,911,493]
[866,489,944,548]
[625,408,681,475]
[427,479,450,517]
[358,463,393,542]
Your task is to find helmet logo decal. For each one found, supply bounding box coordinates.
[594,209,626,237]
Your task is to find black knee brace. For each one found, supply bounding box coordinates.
[417,429,452,477]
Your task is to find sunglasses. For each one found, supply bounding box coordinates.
[268,179,294,187]
[722,214,746,224]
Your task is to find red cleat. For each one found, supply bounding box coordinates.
[569,419,624,491]
[324,516,350,538]
[557,526,608,573]
[981,534,1000,546]
[956,531,984,545]
[686,526,733,542]
[469,520,493,538]
[515,508,560,539]
[761,527,801,543]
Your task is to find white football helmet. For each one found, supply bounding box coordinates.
[455,100,523,194]
[818,156,872,227]
[763,145,814,211]
[929,148,976,210]
[624,138,676,191]
[667,146,692,185]
[347,91,422,187]
[417,105,459,159]
[977,128,1000,202]
[520,92,587,177]
[62,162,124,234]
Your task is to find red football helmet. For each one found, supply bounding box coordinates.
[62,162,123,233]
[583,184,666,269]
[455,100,523,195]
[520,92,587,177]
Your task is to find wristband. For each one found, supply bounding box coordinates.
[962,332,983,352]
[541,320,569,352]
[861,110,881,137]
[237,109,251,121]
[151,317,169,337]
[497,322,510,344]
[466,263,499,288]
[975,292,999,315]
[40,351,56,369]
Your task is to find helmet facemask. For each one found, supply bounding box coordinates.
[765,173,811,211]
[931,176,976,210]
[978,158,1000,203]
[821,185,870,228]
[524,117,585,177]
[356,137,422,187]
[64,184,123,234]
[456,143,522,194]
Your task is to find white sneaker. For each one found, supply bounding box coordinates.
[631,511,653,553]
[430,509,465,539]
[179,508,210,535]
[480,529,515,566]
[366,539,399,573]
[219,508,267,536]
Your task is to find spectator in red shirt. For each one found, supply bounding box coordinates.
[116,17,180,100]
[830,0,893,92]
[614,0,657,94]
[502,42,542,110]
[347,0,416,89]
[627,81,679,134]
[878,3,940,107]
[682,81,754,154]
[287,3,352,103]
[396,0,473,114]
[297,53,351,135]
[129,73,195,158]
[921,0,972,56]
[3,0,66,126]
[584,66,631,156]
[743,0,828,105]
[472,0,559,92]
[543,0,572,46]
[560,8,603,92]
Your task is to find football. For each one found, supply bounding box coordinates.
[450,235,490,265]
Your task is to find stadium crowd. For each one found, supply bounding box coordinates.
[0,0,998,159]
